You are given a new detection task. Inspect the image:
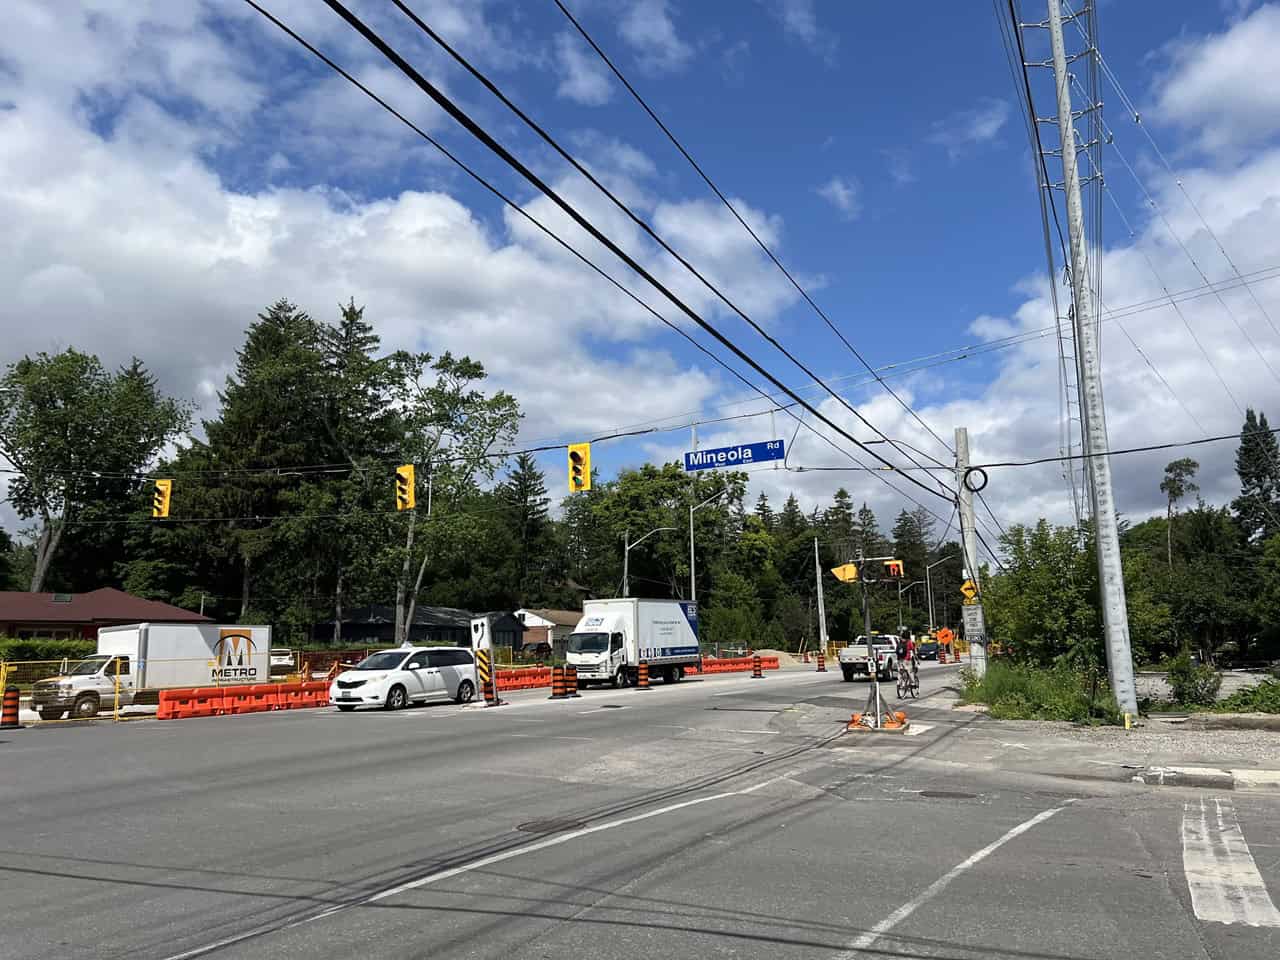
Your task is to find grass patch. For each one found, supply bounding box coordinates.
[1211,679,1280,714]
[960,660,1122,724]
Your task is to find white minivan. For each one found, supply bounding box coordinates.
[330,646,476,711]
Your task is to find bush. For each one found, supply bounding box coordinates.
[1212,679,1280,714]
[0,637,98,662]
[961,660,1121,724]
[1167,650,1221,706]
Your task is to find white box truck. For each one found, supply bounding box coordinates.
[28,623,272,720]
[566,599,700,688]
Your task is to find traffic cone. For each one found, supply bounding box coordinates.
[816,651,827,673]
[566,664,582,698]
[549,665,569,700]
[1,687,19,729]
[636,660,651,691]
[751,654,763,678]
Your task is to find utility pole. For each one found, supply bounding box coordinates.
[1047,0,1138,717]
[813,537,829,652]
[955,427,987,676]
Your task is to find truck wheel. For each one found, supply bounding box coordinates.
[39,707,66,721]
[612,668,629,689]
[72,695,99,719]
[383,685,407,710]
[664,667,681,684]
[454,680,475,704]
[841,666,854,682]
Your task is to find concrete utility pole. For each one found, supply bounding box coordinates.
[955,427,987,676]
[813,538,829,651]
[1047,0,1138,717]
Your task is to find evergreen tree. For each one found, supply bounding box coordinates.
[501,453,551,600]
[854,502,886,558]
[1232,408,1280,542]
[776,493,806,542]
[823,488,856,558]
[754,492,776,532]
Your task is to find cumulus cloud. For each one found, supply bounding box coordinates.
[1151,3,1280,154]
[816,176,862,220]
[554,30,613,106]
[757,0,838,62]
[618,0,692,74]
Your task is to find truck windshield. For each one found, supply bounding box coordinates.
[68,657,109,676]
[353,651,409,671]
[568,633,608,653]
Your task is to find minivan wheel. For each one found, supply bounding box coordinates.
[384,685,407,711]
[72,695,99,719]
[455,680,475,704]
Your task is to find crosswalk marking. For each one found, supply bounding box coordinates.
[1181,797,1280,927]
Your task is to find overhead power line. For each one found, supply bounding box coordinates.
[237,1,957,536]
[970,423,1280,471]
[384,0,953,499]
[553,0,954,460]
[312,0,954,505]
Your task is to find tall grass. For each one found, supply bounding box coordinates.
[961,660,1121,724]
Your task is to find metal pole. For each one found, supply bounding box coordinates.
[862,557,880,727]
[689,503,696,604]
[926,569,935,632]
[813,537,828,651]
[1047,0,1138,717]
[622,530,629,598]
[955,427,987,676]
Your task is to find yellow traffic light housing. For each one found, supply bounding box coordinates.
[568,442,591,492]
[395,464,416,511]
[151,479,172,518]
[830,563,859,583]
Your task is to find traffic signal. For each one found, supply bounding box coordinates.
[884,559,904,578]
[151,479,172,519]
[568,442,591,492]
[830,563,859,583]
[395,464,416,511]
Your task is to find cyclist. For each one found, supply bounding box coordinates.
[898,631,919,684]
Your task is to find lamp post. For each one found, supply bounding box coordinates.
[623,526,677,598]
[689,490,728,604]
[897,579,923,632]
[925,553,957,632]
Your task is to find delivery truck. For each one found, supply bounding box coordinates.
[566,599,700,687]
[28,622,272,719]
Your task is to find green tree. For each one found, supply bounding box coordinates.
[1233,408,1280,542]
[500,452,551,601]
[1159,457,1199,566]
[754,492,776,532]
[0,350,189,591]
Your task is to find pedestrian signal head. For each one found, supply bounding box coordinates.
[884,559,904,578]
[151,479,172,519]
[395,464,416,511]
[568,442,591,492]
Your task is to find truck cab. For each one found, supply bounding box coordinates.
[567,620,628,688]
[29,654,136,720]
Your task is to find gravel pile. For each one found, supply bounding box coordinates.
[1053,720,1280,766]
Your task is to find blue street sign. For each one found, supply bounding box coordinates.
[683,439,785,472]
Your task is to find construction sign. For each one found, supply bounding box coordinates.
[960,579,978,601]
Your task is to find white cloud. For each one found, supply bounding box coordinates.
[618,0,692,74]
[1151,4,1280,154]
[816,176,862,220]
[554,30,613,106]
[758,0,837,62]
[882,148,916,186]
[927,98,1011,160]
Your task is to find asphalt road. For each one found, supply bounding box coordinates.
[2,662,1278,960]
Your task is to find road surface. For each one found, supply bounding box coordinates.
[1,662,1277,959]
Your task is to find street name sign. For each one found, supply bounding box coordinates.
[684,439,785,472]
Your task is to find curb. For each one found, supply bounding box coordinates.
[1128,766,1280,791]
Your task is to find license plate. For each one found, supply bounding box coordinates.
[339,693,358,700]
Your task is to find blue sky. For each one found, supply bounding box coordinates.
[5,0,1280,551]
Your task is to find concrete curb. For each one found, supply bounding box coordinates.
[1128,766,1280,791]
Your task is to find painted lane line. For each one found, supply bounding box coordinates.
[1182,797,1280,927]
[508,734,594,741]
[903,723,935,737]
[837,802,1073,958]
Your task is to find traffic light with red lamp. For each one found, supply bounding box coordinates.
[884,559,904,579]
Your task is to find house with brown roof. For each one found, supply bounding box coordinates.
[0,588,211,640]
[515,608,581,659]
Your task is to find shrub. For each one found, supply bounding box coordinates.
[1212,679,1280,714]
[961,660,1121,724]
[0,637,98,662]
[1167,650,1221,706]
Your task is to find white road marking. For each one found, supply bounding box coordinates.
[1233,770,1280,789]
[1181,797,1280,927]
[508,734,593,741]
[903,723,935,737]
[836,802,1073,958]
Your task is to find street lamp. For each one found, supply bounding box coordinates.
[925,553,957,632]
[622,526,677,598]
[689,489,728,604]
[897,579,923,632]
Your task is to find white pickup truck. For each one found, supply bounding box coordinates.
[837,634,900,682]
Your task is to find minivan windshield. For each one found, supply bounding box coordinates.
[568,633,608,653]
[68,656,109,676]
[353,651,410,671]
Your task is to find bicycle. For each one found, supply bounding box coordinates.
[896,656,919,699]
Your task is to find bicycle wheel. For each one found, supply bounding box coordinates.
[896,676,908,699]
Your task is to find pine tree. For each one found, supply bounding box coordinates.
[1232,408,1280,542]
[823,488,856,558]
[777,493,805,541]
[501,453,551,598]
[854,502,886,558]
[754,492,776,532]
